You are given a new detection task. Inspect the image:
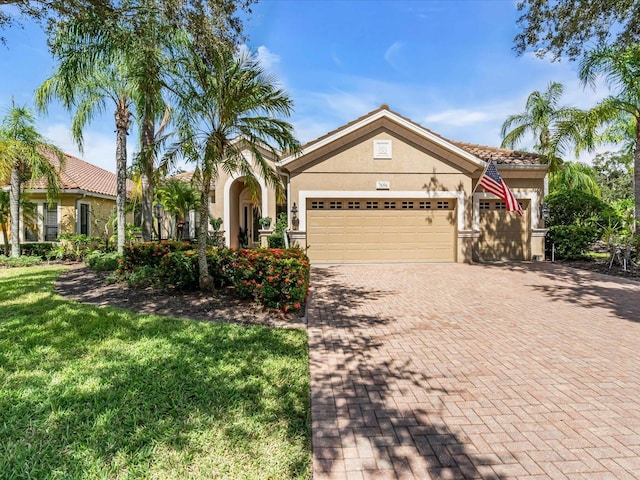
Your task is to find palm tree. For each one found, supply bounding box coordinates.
[36,25,134,255]
[501,81,584,173]
[549,161,601,197]
[167,45,300,289]
[39,7,177,243]
[156,177,199,240]
[579,44,640,226]
[0,192,40,256]
[0,101,64,257]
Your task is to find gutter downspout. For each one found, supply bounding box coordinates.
[280,170,292,228]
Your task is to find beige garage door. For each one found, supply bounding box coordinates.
[478,199,529,261]
[306,198,456,263]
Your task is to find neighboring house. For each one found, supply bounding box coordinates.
[1,153,123,244]
[207,105,548,263]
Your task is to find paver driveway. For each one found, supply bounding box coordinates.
[307,263,640,479]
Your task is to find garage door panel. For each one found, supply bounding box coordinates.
[479,200,529,261]
[307,198,456,263]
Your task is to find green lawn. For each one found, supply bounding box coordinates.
[0,266,310,480]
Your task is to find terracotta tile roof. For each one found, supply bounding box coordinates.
[11,151,128,197]
[299,104,543,166]
[172,171,195,182]
[170,170,217,190]
[452,142,542,165]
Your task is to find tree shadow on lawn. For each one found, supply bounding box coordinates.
[0,268,310,479]
[472,262,640,324]
[308,266,503,479]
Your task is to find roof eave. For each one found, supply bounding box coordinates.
[277,109,486,170]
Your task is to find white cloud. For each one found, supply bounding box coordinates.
[256,45,280,72]
[237,43,280,74]
[384,41,404,70]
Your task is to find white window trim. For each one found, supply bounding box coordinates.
[42,202,60,242]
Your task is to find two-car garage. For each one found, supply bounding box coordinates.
[304,197,531,264]
[305,198,457,263]
[276,107,547,264]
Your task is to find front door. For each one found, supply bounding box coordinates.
[240,203,260,247]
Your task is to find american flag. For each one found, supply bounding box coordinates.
[479,161,523,216]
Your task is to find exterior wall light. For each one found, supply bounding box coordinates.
[539,202,550,221]
[291,202,299,231]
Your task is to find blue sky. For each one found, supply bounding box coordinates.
[0,0,609,173]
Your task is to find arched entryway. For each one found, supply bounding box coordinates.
[224,176,267,249]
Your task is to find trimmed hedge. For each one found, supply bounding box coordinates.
[85,251,122,272]
[20,243,54,259]
[119,243,310,311]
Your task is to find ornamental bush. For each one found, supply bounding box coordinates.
[225,248,310,311]
[545,190,620,230]
[157,250,198,289]
[119,241,193,271]
[119,242,310,311]
[545,190,622,260]
[546,225,601,260]
[85,251,121,271]
[20,243,54,259]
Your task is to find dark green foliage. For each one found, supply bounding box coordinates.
[545,190,622,260]
[545,190,620,229]
[267,212,288,248]
[120,241,193,270]
[593,151,634,203]
[547,225,601,260]
[84,251,122,272]
[267,234,286,248]
[118,242,197,289]
[19,243,54,259]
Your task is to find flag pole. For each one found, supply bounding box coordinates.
[472,159,493,195]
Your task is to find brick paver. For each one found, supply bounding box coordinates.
[307,263,640,479]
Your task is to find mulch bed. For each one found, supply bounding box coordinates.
[54,263,307,329]
[560,257,640,281]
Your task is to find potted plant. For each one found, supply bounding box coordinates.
[210,217,223,232]
[258,216,272,229]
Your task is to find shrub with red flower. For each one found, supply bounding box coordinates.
[117,242,310,311]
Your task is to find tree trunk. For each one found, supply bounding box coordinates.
[635,121,640,231]
[140,119,155,241]
[9,167,21,258]
[115,102,130,255]
[197,176,212,290]
[1,220,9,256]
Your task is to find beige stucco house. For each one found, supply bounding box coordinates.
[208,105,548,264]
[1,153,121,245]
